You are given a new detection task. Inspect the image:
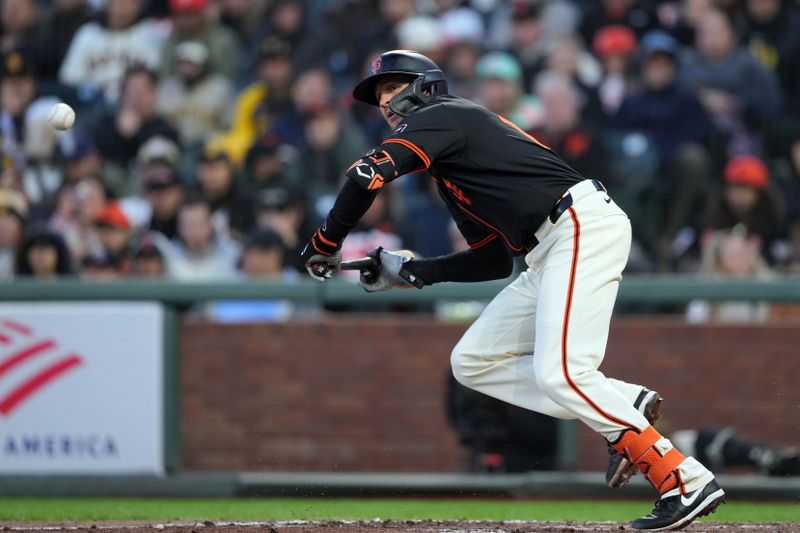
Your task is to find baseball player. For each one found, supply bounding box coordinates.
[300,50,725,530]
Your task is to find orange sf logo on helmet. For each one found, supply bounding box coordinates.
[370,57,382,75]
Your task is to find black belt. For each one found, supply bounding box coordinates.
[548,179,606,224]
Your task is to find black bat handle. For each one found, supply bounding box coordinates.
[340,257,378,271]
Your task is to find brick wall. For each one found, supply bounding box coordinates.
[181,317,800,472]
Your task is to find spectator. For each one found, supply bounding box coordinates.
[592,25,638,117]
[242,132,297,192]
[158,195,240,281]
[439,8,485,101]
[218,0,270,51]
[80,250,122,279]
[532,71,609,184]
[0,0,38,53]
[129,235,166,277]
[539,34,602,127]
[34,0,95,84]
[211,36,295,166]
[160,0,243,83]
[195,146,254,240]
[688,224,774,323]
[612,30,712,268]
[238,227,291,279]
[206,227,305,323]
[703,155,784,264]
[580,0,658,44]
[396,16,447,67]
[0,187,27,279]
[485,0,579,67]
[773,133,800,271]
[284,99,370,205]
[110,136,184,227]
[302,0,392,91]
[57,176,106,265]
[157,40,235,149]
[92,65,180,188]
[654,0,715,47]
[300,105,366,194]
[740,0,800,103]
[140,162,185,240]
[59,0,166,104]
[1,49,53,172]
[504,0,548,89]
[474,51,543,133]
[57,132,104,185]
[253,186,310,272]
[377,0,416,34]
[270,66,340,150]
[15,227,72,277]
[249,0,322,74]
[93,201,132,262]
[680,7,782,155]
[0,48,66,220]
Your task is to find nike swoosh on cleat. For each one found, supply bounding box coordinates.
[680,490,703,506]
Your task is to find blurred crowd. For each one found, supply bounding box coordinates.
[3,0,800,293]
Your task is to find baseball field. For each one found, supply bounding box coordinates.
[1,498,798,532]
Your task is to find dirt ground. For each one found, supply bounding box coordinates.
[1,520,797,533]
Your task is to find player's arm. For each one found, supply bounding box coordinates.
[404,235,513,285]
[400,195,514,285]
[299,177,378,279]
[301,106,463,280]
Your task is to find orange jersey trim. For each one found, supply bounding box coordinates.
[315,230,337,248]
[497,115,551,150]
[384,138,431,168]
[456,204,523,253]
[468,233,498,249]
[311,238,327,255]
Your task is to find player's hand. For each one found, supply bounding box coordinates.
[300,229,341,281]
[358,247,424,292]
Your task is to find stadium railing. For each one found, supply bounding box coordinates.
[1,275,798,482]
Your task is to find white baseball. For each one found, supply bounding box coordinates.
[48,103,76,131]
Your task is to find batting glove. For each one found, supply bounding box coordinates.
[358,247,424,292]
[300,228,341,281]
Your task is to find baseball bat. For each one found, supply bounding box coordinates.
[340,257,378,270]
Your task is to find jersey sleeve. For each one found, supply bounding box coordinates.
[379,104,465,175]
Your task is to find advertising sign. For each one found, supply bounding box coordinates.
[0,302,164,475]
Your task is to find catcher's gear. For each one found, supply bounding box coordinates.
[352,50,448,116]
[358,247,424,292]
[300,227,341,281]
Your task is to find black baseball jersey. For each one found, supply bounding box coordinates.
[369,95,584,255]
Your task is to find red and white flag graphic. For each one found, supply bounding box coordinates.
[0,319,83,417]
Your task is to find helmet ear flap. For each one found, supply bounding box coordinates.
[388,77,428,117]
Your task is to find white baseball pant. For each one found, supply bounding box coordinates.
[450,180,713,491]
[452,179,646,440]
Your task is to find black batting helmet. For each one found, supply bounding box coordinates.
[353,50,448,106]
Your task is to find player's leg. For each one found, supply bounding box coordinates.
[606,386,663,488]
[450,268,575,420]
[531,200,649,438]
[531,191,723,530]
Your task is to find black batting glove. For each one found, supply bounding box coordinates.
[300,227,342,281]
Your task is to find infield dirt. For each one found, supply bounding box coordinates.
[2,520,797,532]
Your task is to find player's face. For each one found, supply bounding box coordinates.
[375,76,411,130]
